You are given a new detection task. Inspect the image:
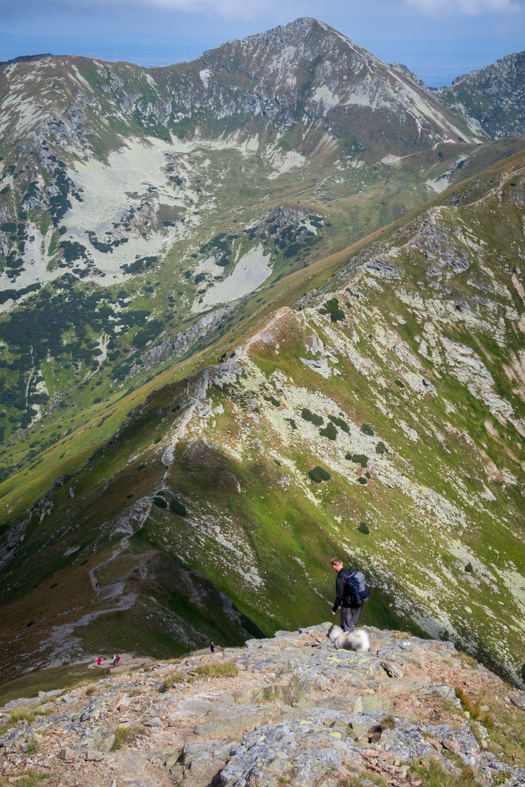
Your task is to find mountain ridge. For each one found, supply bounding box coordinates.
[0,142,524,690]
[0,17,524,699]
[0,14,502,448]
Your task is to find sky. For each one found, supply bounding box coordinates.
[0,0,523,86]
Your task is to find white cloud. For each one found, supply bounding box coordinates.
[132,0,271,14]
[405,0,521,15]
[0,0,307,20]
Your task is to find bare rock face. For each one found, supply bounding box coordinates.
[1,625,525,786]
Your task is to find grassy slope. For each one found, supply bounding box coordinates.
[1,142,523,512]
[3,136,524,511]
[0,146,524,689]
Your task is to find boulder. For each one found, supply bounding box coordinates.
[511,694,525,711]
[380,661,404,679]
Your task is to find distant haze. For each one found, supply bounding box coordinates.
[0,0,524,85]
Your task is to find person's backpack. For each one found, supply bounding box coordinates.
[342,569,370,606]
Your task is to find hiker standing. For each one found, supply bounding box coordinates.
[209,642,215,653]
[330,557,369,633]
[113,654,118,666]
[96,657,102,667]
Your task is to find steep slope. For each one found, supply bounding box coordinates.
[437,50,525,139]
[1,144,524,688]
[1,625,525,787]
[0,16,501,446]
[166,16,472,147]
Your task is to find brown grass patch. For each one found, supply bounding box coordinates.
[160,671,187,692]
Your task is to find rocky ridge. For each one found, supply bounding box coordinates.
[437,50,525,139]
[1,624,525,787]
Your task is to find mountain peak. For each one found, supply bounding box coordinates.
[193,17,474,148]
[201,15,350,61]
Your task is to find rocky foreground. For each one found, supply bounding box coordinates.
[1,625,525,787]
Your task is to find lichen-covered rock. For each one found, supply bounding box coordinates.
[181,740,239,787]
[1,626,524,786]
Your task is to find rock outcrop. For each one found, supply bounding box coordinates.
[1,625,525,786]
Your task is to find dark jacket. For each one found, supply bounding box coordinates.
[332,567,360,612]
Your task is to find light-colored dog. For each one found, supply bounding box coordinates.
[327,624,370,652]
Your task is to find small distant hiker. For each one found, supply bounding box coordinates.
[113,654,118,666]
[96,657,102,667]
[330,557,370,633]
[117,655,120,664]
[209,642,215,653]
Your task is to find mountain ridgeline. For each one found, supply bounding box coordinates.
[438,50,525,139]
[0,18,524,691]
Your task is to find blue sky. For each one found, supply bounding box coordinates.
[0,0,523,85]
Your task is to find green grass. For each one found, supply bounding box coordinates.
[25,740,40,756]
[380,715,396,730]
[409,759,478,787]
[0,773,51,787]
[454,686,525,768]
[8,708,39,725]
[110,721,145,751]
[0,663,100,708]
[340,774,388,787]
[111,724,130,751]
[194,661,238,678]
